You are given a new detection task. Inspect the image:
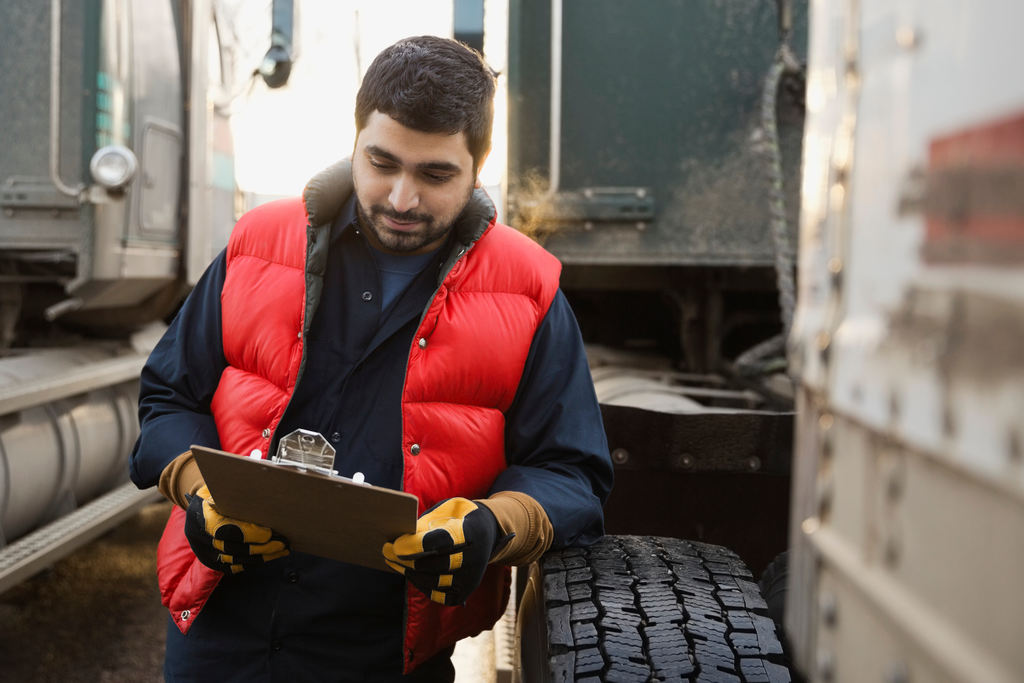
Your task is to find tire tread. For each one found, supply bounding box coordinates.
[536,535,791,682]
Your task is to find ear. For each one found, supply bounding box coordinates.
[474,147,492,188]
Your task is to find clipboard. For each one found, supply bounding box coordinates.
[192,445,419,571]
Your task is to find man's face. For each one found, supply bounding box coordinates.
[352,111,479,255]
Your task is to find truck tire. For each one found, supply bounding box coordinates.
[517,535,791,682]
[757,551,789,634]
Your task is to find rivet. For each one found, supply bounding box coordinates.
[844,59,859,81]
[674,453,695,470]
[885,660,911,683]
[889,390,901,422]
[886,462,905,501]
[819,592,838,627]
[1008,431,1022,464]
[885,534,901,567]
[817,649,836,682]
[895,26,920,50]
[816,478,833,517]
[611,448,630,465]
[418,337,427,349]
[829,182,846,206]
[262,428,271,438]
[410,443,421,456]
[942,402,956,437]
[821,431,834,459]
[801,517,821,535]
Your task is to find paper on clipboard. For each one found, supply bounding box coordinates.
[192,445,419,571]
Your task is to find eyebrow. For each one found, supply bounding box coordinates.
[365,145,462,174]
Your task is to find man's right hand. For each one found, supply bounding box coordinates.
[184,485,289,574]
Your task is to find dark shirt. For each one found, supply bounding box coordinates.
[130,197,612,681]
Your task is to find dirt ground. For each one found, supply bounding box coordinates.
[0,502,171,682]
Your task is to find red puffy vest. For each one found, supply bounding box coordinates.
[156,195,561,672]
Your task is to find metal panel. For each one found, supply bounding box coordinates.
[126,0,183,247]
[600,403,792,573]
[507,0,808,266]
[789,1,1024,679]
[0,0,91,249]
[138,120,183,237]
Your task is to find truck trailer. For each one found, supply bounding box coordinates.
[506,1,1024,682]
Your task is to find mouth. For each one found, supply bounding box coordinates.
[382,215,422,232]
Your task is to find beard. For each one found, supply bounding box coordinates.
[356,200,463,254]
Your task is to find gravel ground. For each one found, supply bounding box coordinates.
[0,502,171,682]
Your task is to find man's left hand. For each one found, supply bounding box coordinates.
[382,497,513,606]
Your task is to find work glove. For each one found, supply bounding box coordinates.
[382,497,513,606]
[184,485,289,574]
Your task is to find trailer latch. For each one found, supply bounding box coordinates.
[521,187,655,224]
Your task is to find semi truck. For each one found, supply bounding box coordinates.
[504,1,1024,682]
[3,1,1022,681]
[0,0,293,592]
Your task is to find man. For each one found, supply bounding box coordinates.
[130,35,612,681]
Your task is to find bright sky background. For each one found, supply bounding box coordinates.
[222,0,508,203]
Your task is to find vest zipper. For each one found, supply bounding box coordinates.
[273,221,331,450]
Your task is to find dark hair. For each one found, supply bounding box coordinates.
[355,36,496,170]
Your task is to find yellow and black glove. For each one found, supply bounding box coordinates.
[184,485,289,574]
[382,497,513,606]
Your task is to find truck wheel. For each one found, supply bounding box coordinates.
[516,535,791,682]
[758,551,789,634]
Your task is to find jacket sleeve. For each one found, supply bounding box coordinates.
[489,290,613,549]
[128,250,228,489]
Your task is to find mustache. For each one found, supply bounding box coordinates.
[370,205,432,225]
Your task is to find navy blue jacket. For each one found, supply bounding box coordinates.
[130,197,612,681]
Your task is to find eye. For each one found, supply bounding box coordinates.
[368,156,396,172]
[422,171,453,184]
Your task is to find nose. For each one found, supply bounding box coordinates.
[388,175,419,213]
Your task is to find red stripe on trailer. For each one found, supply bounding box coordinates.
[924,111,1024,264]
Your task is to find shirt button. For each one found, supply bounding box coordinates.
[410,444,421,456]
[331,432,341,442]
[418,337,427,348]
[287,571,299,584]
[362,290,373,301]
